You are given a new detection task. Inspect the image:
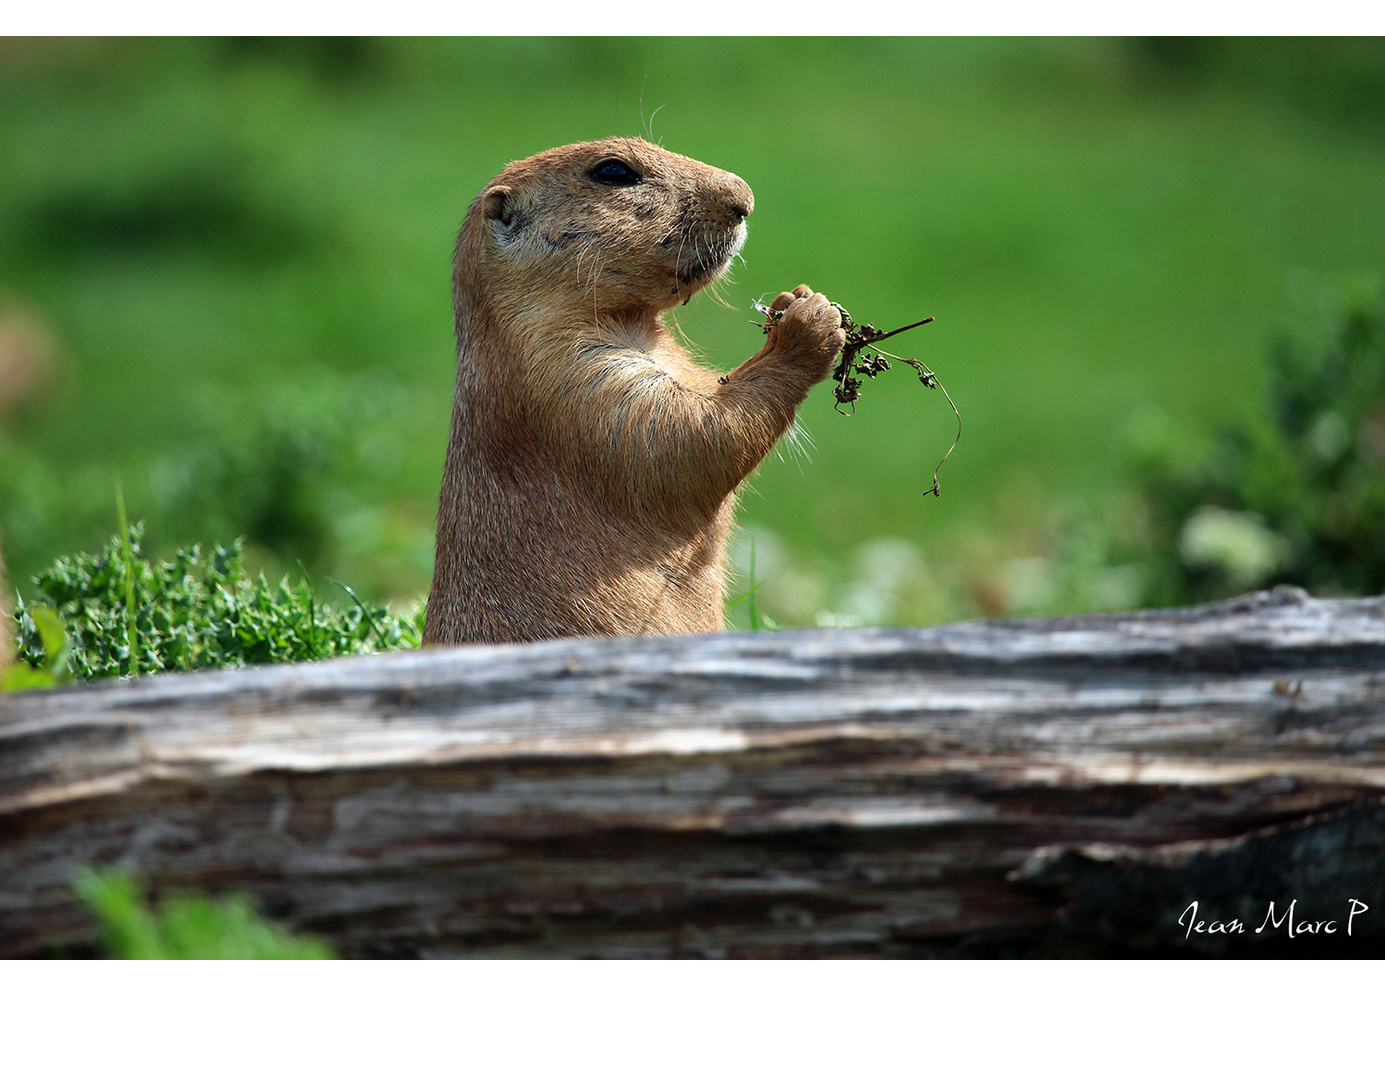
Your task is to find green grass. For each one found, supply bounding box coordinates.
[2,38,1383,626]
[75,868,334,959]
[7,524,424,684]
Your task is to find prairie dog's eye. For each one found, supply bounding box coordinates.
[588,158,642,187]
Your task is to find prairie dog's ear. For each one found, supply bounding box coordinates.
[482,185,515,228]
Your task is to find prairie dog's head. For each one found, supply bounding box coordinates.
[456,137,754,320]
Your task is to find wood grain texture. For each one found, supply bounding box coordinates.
[3,584,1384,957]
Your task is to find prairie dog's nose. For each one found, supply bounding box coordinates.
[723,173,754,222]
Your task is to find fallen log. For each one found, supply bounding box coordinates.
[2,584,1383,957]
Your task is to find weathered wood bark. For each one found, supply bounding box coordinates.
[2,585,1384,958]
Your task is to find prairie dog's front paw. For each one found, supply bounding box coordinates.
[766,284,846,381]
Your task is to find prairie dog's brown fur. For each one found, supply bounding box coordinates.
[423,137,844,644]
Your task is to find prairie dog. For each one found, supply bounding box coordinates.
[424,137,843,644]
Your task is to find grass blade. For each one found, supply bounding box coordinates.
[116,483,139,679]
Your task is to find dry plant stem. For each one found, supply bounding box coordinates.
[873,347,961,497]
[758,300,960,498]
[854,317,935,345]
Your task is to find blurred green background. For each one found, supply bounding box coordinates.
[2,37,1383,629]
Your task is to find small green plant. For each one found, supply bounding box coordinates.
[1,601,73,691]
[1130,276,1385,604]
[726,535,776,631]
[75,868,334,959]
[8,524,424,683]
[116,484,139,679]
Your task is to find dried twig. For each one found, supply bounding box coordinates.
[753,300,960,497]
